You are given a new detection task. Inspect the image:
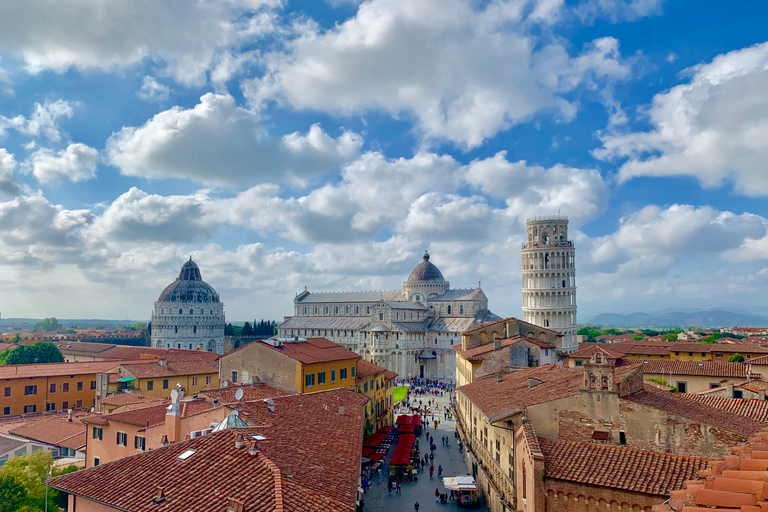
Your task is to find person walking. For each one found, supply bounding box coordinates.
[414,502,420,512]
[438,464,443,477]
[396,480,402,495]
[435,488,441,503]
[429,465,434,479]
[377,468,382,483]
[387,480,393,495]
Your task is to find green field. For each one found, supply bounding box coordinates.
[393,386,408,403]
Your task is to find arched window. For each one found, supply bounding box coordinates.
[190,308,193,315]
[179,308,183,314]
[447,305,452,314]
[335,307,339,314]
[174,326,178,333]
[366,306,370,314]
[304,307,307,314]
[325,307,328,314]
[356,306,360,314]
[193,326,197,334]
[460,305,464,314]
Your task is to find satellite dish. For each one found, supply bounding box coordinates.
[170,389,179,401]
[234,388,244,401]
[222,380,229,388]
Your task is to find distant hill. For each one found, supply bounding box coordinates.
[585,309,768,328]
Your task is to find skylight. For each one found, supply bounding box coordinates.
[178,449,196,460]
[252,435,267,441]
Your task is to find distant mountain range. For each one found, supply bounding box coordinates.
[584,310,768,328]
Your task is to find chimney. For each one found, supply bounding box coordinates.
[247,440,259,456]
[153,487,165,504]
[166,391,182,443]
[760,389,766,401]
[727,383,734,398]
[494,338,501,350]
[339,405,345,415]
[285,465,293,478]
[235,433,245,449]
[227,498,245,512]
[160,435,169,447]
[497,374,503,383]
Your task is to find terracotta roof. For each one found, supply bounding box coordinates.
[50,389,367,512]
[623,384,766,437]
[617,359,756,378]
[383,370,398,380]
[521,420,542,456]
[6,412,88,449]
[453,336,548,362]
[199,384,292,405]
[609,342,674,356]
[709,344,768,354]
[738,380,768,393]
[0,342,18,352]
[258,337,361,365]
[95,399,215,428]
[99,394,168,408]
[54,341,118,355]
[100,346,222,363]
[653,432,768,512]
[461,317,513,334]
[457,365,640,422]
[679,394,768,422]
[118,359,218,379]
[539,437,711,496]
[744,355,768,365]
[568,344,625,360]
[0,360,143,380]
[356,359,388,378]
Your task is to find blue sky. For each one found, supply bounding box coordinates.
[0,0,766,322]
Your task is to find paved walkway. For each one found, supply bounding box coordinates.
[363,388,472,512]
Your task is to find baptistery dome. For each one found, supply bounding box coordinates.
[151,258,225,354]
[157,259,221,303]
[407,251,446,282]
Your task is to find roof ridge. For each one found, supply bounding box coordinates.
[538,436,711,462]
[259,450,284,512]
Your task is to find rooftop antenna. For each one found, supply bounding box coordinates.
[234,388,244,402]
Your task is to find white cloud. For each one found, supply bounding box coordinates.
[137,76,171,102]
[90,187,217,243]
[247,0,631,149]
[0,0,280,86]
[574,0,665,23]
[595,41,768,196]
[586,204,767,276]
[105,93,363,186]
[29,143,99,183]
[0,100,73,141]
[398,193,495,241]
[464,151,609,224]
[0,149,21,196]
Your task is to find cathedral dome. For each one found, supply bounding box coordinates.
[157,258,220,303]
[407,251,446,282]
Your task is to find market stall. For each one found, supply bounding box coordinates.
[443,476,480,508]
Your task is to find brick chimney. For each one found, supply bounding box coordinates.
[166,391,182,444]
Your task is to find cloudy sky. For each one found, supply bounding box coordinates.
[0,0,766,322]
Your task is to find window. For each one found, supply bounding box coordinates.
[63,383,69,392]
[76,400,82,408]
[24,405,36,413]
[116,432,127,446]
[147,381,154,391]
[192,377,198,386]
[675,351,680,355]
[351,366,356,378]
[379,313,383,320]
[179,308,183,314]
[190,308,193,315]
[305,373,315,387]
[460,305,464,314]
[193,326,197,334]
[331,369,336,382]
[318,371,326,385]
[46,403,56,411]
[24,385,37,395]
[676,382,687,393]
[163,380,169,389]
[135,436,146,451]
[688,352,693,357]
[175,326,178,333]
[2,407,9,415]
[206,376,211,385]
[93,427,103,440]
[62,401,68,410]
[364,382,368,393]
[340,367,347,380]
[77,381,83,391]
[3,387,9,397]
[734,390,744,399]
[447,305,452,314]
[94,457,100,467]
[90,381,96,390]
[231,371,238,383]
[715,353,723,358]
[50,383,56,393]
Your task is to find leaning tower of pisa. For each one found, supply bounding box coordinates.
[521,216,578,353]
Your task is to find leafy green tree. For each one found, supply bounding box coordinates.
[0,451,78,512]
[241,322,253,336]
[130,322,148,331]
[35,318,62,332]
[728,354,745,362]
[225,324,234,336]
[0,475,26,512]
[0,343,64,365]
[631,334,643,341]
[577,326,591,336]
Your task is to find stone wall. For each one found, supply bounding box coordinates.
[543,480,660,512]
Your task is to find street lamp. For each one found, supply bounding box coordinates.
[45,469,52,512]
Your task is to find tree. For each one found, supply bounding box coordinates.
[0,343,64,365]
[225,324,235,336]
[0,450,78,512]
[728,354,745,362]
[631,334,643,341]
[35,318,62,332]
[0,475,26,512]
[241,322,253,337]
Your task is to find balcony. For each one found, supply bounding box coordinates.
[521,241,574,249]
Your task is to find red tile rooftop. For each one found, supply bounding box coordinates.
[254,337,361,364]
[355,358,389,378]
[49,388,368,512]
[3,411,89,449]
[199,383,292,405]
[0,359,154,380]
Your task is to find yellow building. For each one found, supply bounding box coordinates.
[219,337,360,394]
[355,359,397,435]
[113,359,220,398]
[669,342,768,362]
[0,360,129,417]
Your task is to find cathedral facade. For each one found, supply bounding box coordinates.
[277,251,501,382]
[151,258,226,354]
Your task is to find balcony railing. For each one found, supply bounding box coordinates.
[521,240,574,249]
